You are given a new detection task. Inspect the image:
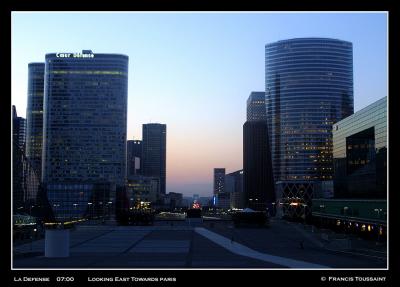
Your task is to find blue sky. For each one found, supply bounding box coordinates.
[11,12,387,197]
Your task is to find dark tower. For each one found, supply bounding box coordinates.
[243,121,275,211]
[142,123,167,195]
[127,140,143,177]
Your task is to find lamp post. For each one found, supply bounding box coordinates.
[87,202,93,223]
[108,201,112,219]
[73,203,78,220]
[53,203,60,221]
[99,201,105,223]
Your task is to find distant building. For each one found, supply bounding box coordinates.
[127,140,142,177]
[243,121,275,211]
[25,63,45,176]
[225,169,244,209]
[165,192,183,210]
[42,50,128,220]
[198,197,212,208]
[216,192,230,210]
[225,173,235,194]
[142,123,167,195]
[182,197,192,208]
[213,168,225,195]
[126,175,160,207]
[247,91,267,121]
[13,139,40,213]
[333,97,387,199]
[12,106,26,151]
[13,105,40,214]
[226,170,244,209]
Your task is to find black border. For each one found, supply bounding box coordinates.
[3,0,399,285]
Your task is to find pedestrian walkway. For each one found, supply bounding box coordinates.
[195,227,329,268]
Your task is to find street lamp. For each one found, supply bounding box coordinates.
[87,202,93,222]
[73,203,78,220]
[107,201,113,219]
[53,203,60,221]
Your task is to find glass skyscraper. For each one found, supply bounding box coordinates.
[25,63,45,176]
[42,50,128,220]
[265,38,354,218]
[247,91,267,121]
[142,123,167,195]
[265,38,354,182]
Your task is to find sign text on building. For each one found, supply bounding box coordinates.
[56,53,95,58]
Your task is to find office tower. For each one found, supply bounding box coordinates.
[126,175,160,207]
[243,90,275,211]
[243,121,275,211]
[25,63,45,176]
[265,38,354,209]
[13,143,40,213]
[216,192,230,210]
[213,168,225,195]
[13,106,39,212]
[142,123,167,195]
[225,173,235,194]
[42,50,128,220]
[127,140,142,177]
[226,169,244,209]
[247,91,267,121]
[333,97,387,199]
[12,106,26,150]
[13,105,24,210]
[166,192,183,210]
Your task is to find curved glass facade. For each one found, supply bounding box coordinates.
[25,63,45,176]
[42,51,128,220]
[265,38,354,182]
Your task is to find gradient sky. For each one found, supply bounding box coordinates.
[11,12,387,197]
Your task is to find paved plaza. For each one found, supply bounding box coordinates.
[13,219,386,269]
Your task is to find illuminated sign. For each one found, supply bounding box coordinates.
[56,53,94,58]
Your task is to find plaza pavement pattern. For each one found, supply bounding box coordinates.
[13,221,386,269]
